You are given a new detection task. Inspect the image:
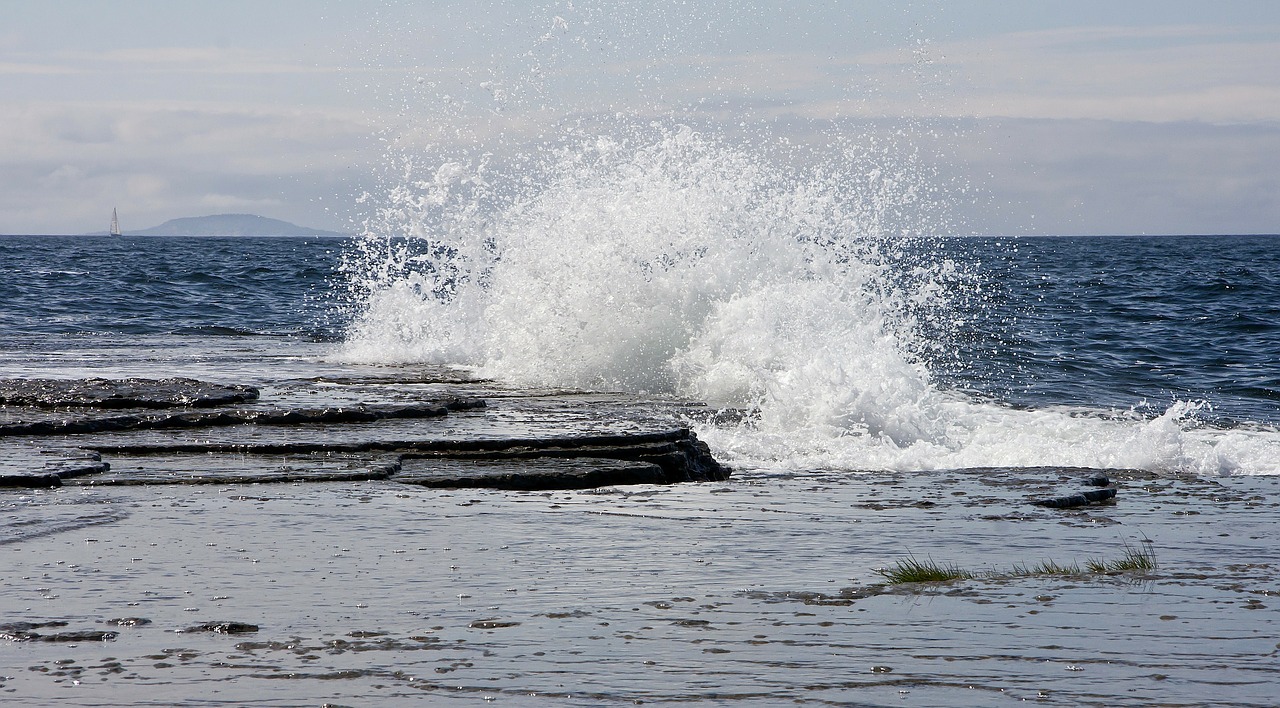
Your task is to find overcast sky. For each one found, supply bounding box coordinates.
[3,1,1278,235]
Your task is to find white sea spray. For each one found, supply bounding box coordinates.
[338,123,1280,476]
[335,1,1280,476]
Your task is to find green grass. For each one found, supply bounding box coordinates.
[1010,559,1083,577]
[874,554,974,584]
[1094,542,1159,573]
[876,542,1158,585]
[1084,558,1110,574]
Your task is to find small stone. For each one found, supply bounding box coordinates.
[179,621,258,634]
[469,619,520,629]
[105,618,151,627]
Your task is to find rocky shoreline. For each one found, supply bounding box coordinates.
[0,377,729,491]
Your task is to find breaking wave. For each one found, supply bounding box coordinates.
[337,122,1280,476]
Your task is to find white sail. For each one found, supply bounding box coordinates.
[110,208,121,236]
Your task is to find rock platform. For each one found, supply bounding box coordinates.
[0,377,730,491]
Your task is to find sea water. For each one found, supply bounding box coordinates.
[2,221,1277,475]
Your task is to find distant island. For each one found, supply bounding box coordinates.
[107,214,350,237]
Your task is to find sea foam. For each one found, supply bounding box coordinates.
[339,125,1280,477]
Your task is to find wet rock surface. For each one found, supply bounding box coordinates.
[179,621,259,634]
[396,457,668,490]
[0,449,109,488]
[1033,487,1118,508]
[105,618,152,627]
[0,400,479,437]
[0,377,258,409]
[0,621,118,643]
[0,377,729,490]
[0,472,62,489]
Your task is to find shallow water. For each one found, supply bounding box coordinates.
[2,468,1278,707]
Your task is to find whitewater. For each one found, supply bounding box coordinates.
[335,125,1280,476]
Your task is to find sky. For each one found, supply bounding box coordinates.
[2,0,1278,236]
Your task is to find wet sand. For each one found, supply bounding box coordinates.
[2,341,1279,706]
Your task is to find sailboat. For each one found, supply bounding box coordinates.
[110,208,121,237]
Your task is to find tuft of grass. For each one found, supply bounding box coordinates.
[1107,543,1158,572]
[875,555,974,584]
[875,541,1158,585]
[1011,560,1083,577]
[1087,542,1158,574]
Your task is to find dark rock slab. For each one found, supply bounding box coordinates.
[396,457,668,490]
[469,619,521,629]
[0,448,109,488]
[306,370,491,386]
[0,399,482,438]
[395,431,727,484]
[44,451,111,479]
[0,472,63,488]
[0,372,728,492]
[84,429,729,488]
[38,630,119,642]
[0,377,258,409]
[95,429,726,479]
[106,617,152,627]
[0,621,116,642]
[0,373,732,493]
[179,621,259,634]
[1032,488,1118,508]
[66,453,401,487]
[0,621,67,640]
[91,428,690,456]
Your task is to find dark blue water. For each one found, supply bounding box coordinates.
[939,234,1280,426]
[0,235,346,342]
[2,233,1278,426]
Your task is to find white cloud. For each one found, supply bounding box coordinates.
[37,164,86,189]
[198,193,284,211]
[941,118,1280,235]
[619,24,1280,126]
[922,24,1280,123]
[0,61,77,75]
[0,100,377,234]
[3,5,1278,237]
[0,45,343,80]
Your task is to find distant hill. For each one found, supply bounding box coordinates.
[127,214,349,237]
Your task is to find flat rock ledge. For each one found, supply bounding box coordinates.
[65,429,726,490]
[0,399,482,437]
[0,377,259,409]
[0,377,730,491]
